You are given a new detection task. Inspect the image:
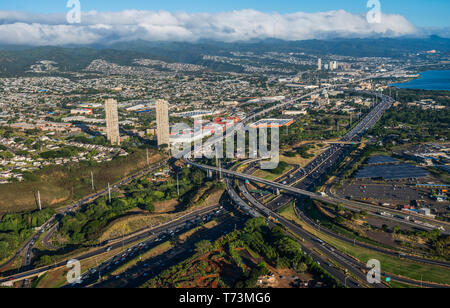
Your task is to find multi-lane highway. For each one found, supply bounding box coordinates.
[185,83,450,287]
[225,168,371,288]
[236,153,450,268]
[0,202,224,286]
[0,158,171,278]
[187,159,449,235]
[233,177,448,288]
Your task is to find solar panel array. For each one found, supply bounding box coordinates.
[367,156,399,165]
[355,164,429,180]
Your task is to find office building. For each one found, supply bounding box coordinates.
[317,58,322,71]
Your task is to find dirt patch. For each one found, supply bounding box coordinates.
[204,190,225,207]
[262,267,314,288]
[154,199,179,214]
[49,197,67,205]
[366,231,398,248]
[99,213,172,242]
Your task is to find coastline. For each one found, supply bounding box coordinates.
[390,70,450,91]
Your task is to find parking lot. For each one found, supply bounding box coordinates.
[339,183,431,206]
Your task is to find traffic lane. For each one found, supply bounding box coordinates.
[193,161,449,234]
[0,203,225,284]
[91,213,245,288]
[74,215,225,288]
[296,208,450,269]
[236,182,373,288]
[270,209,385,288]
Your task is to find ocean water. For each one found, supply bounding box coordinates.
[390,70,450,91]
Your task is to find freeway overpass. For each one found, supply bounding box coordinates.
[186,160,450,235]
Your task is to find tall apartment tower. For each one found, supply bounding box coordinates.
[156,99,170,147]
[330,61,338,71]
[317,58,322,71]
[105,99,121,146]
[329,61,334,71]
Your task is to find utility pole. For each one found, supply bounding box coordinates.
[176,173,180,197]
[108,183,111,204]
[146,148,149,166]
[37,190,42,211]
[91,171,95,192]
[216,156,222,180]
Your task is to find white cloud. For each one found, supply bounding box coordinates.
[0,9,418,45]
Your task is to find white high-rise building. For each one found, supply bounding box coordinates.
[330,61,338,71]
[105,99,120,146]
[317,58,322,71]
[156,99,170,147]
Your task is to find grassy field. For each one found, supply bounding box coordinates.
[278,203,450,286]
[99,213,174,243]
[280,143,328,166]
[253,164,292,181]
[388,280,417,288]
[0,149,165,213]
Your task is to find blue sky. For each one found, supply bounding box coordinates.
[1,0,449,28]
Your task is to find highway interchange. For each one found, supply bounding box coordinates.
[184,81,450,287]
[1,66,449,288]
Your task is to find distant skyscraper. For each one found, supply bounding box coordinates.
[330,61,338,71]
[105,99,120,146]
[317,58,322,71]
[156,99,170,147]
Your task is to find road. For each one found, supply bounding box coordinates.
[235,178,448,288]
[239,154,450,267]
[85,211,245,288]
[0,199,222,286]
[230,160,449,287]
[0,158,170,276]
[187,159,450,235]
[227,177,371,288]
[185,70,448,233]
[185,83,450,287]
